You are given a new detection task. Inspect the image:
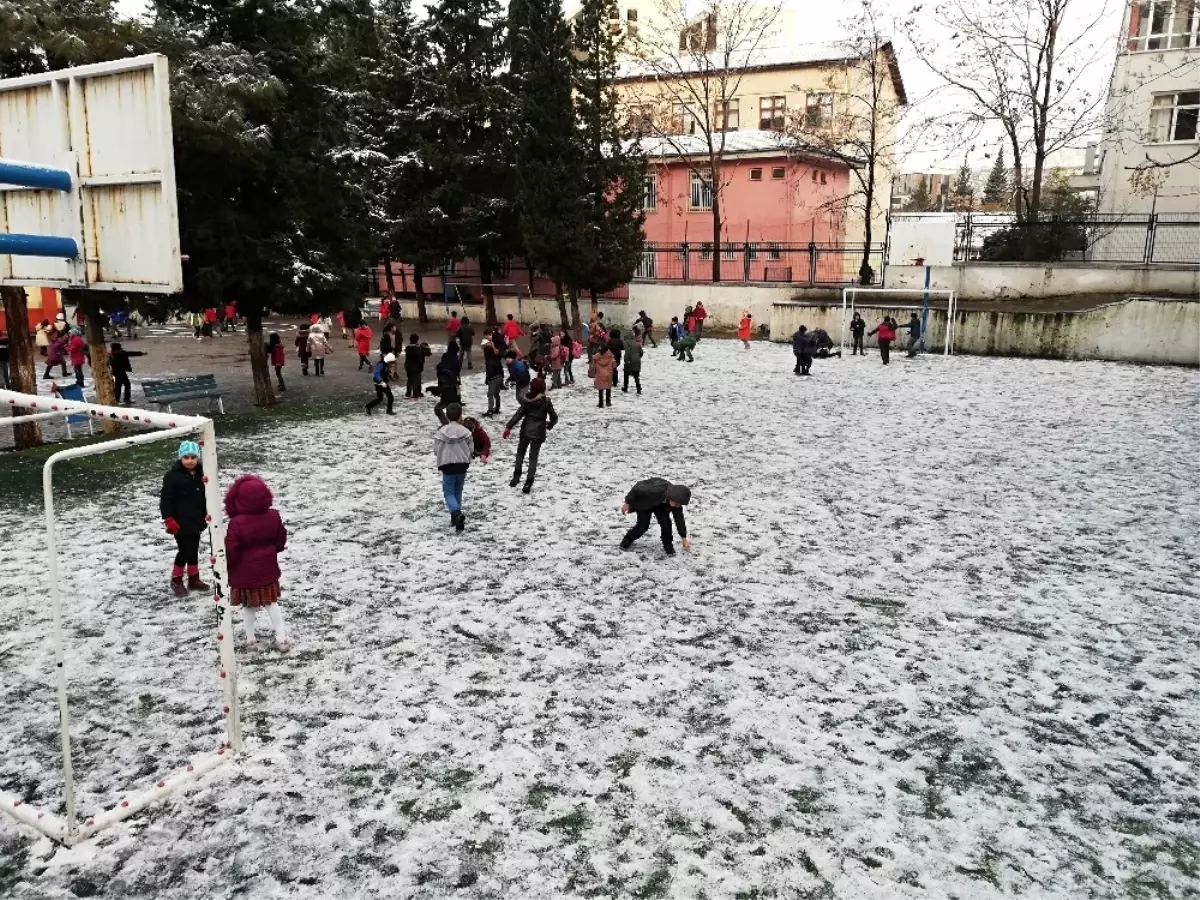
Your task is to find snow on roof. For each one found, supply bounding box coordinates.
[618,40,909,105]
[618,40,858,80]
[625,129,861,167]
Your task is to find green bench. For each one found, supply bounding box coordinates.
[142,375,225,415]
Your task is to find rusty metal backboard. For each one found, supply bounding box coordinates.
[0,55,183,293]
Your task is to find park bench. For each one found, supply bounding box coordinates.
[142,375,225,415]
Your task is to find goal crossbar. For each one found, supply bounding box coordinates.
[0,390,242,846]
[840,287,959,356]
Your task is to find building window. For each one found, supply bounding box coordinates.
[749,167,763,181]
[722,243,737,260]
[804,92,834,128]
[771,166,785,180]
[759,96,786,131]
[746,242,759,260]
[627,103,655,136]
[699,242,713,259]
[821,172,828,185]
[642,173,658,210]
[680,12,718,51]
[766,241,782,261]
[1151,91,1200,141]
[714,100,739,132]
[690,171,713,209]
[626,7,638,37]
[1128,0,1199,50]
[671,102,698,135]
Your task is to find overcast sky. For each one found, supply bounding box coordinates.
[116,0,1124,173]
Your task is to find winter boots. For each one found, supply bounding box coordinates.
[170,577,188,598]
[187,573,211,592]
[451,510,465,533]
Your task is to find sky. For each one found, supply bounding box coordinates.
[115,0,1126,173]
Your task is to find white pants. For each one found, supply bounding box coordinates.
[242,604,286,641]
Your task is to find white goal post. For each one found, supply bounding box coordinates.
[443,282,529,318]
[841,287,959,356]
[0,389,242,846]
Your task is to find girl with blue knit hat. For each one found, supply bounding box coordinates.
[159,440,211,598]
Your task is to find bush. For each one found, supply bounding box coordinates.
[978,219,1089,262]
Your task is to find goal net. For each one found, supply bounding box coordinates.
[0,390,241,846]
[841,287,959,356]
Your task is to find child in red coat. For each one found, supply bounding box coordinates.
[463,417,491,463]
[224,475,289,648]
[354,324,373,370]
[268,332,287,392]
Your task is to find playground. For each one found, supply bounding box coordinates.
[1,341,1197,899]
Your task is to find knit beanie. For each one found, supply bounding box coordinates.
[177,440,201,459]
[529,377,546,395]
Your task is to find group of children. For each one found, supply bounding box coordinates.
[848,312,923,365]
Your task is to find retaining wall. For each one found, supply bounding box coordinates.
[769,297,1200,366]
[887,263,1200,300]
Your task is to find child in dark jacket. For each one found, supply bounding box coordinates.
[160,440,211,597]
[224,474,289,648]
[619,478,692,555]
[403,333,431,399]
[108,342,146,404]
[503,377,558,493]
[483,343,505,416]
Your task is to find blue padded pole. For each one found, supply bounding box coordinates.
[0,159,73,192]
[0,233,79,258]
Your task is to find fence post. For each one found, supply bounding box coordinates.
[681,243,689,282]
[808,242,817,284]
[1144,214,1158,264]
[963,214,974,262]
[743,243,751,281]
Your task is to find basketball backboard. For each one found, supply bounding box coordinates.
[0,55,182,293]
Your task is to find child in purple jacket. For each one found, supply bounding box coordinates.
[224,474,289,649]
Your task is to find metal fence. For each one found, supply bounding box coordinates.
[954,213,1200,265]
[633,242,885,285]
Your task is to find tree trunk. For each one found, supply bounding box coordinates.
[414,264,429,323]
[569,287,582,340]
[0,286,43,448]
[382,255,397,296]
[554,281,570,332]
[590,287,598,312]
[479,249,498,326]
[525,256,538,301]
[710,194,722,282]
[245,309,276,408]
[74,291,119,434]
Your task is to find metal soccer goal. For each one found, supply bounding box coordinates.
[840,287,959,356]
[0,389,241,846]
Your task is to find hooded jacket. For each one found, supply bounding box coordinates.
[506,389,558,442]
[792,330,813,356]
[624,478,690,536]
[591,349,616,389]
[623,334,643,373]
[434,421,473,472]
[404,342,431,374]
[224,475,287,589]
[307,329,332,357]
[549,336,565,369]
[607,332,625,367]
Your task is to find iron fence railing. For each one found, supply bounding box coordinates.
[633,242,885,285]
[954,213,1200,265]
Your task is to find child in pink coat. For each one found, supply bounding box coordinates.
[548,335,566,390]
[224,475,289,648]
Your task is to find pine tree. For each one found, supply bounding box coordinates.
[953,156,974,210]
[983,147,1008,207]
[509,0,588,331]
[151,0,368,406]
[906,176,932,212]
[418,0,518,325]
[571,0,646,317]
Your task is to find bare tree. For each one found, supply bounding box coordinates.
[784,0,907,284]
[623,0,782,280]
[904,0,1116,223]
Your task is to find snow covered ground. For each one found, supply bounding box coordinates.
[1,340,1197,899]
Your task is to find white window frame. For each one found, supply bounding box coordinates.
[689,170,714,210]
[672,102,698,135]
[1128,0,1200,50]
[1150,90,1200,142]
[766,241,782,261]
[642,172,658,210]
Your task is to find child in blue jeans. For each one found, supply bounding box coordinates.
[433,403,473,533]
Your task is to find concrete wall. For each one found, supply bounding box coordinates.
[388,281,805,335]
[887,263,1200,300]
[770,297,1200,366]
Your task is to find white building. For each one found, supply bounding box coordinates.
[1089,0,1200,216]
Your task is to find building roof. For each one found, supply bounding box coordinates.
[624,129,862,167]
[617,40,909,106]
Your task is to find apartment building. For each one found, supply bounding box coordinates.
[1086,0,1200,214]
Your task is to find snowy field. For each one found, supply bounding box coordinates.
[1,340,1197,899]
